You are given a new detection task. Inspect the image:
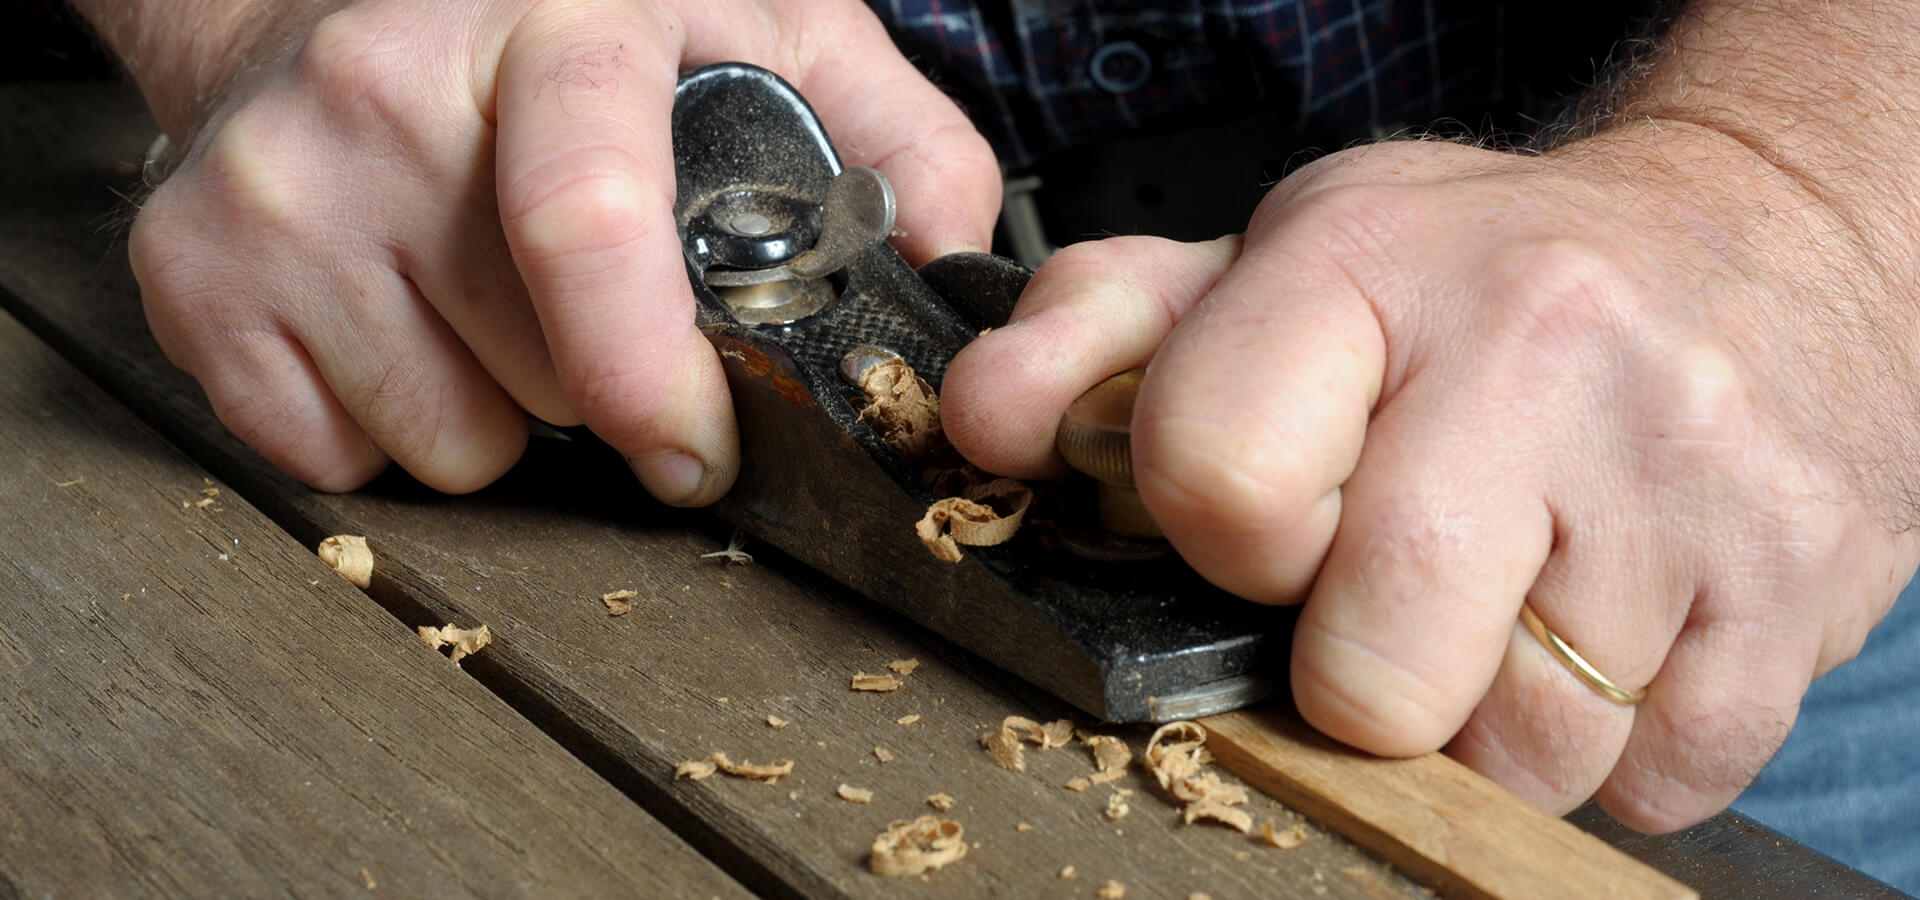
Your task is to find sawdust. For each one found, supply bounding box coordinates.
[837,784,874,804]
[317,535,373,588]
[416,624,490,664]
[767,715,790,729]
[915,479,1033,562]
[852,672,904,692]
[359,867,376,890]
[1261,820,1309,849]
[887,658,921,675]
[710,752,795,783]
[897,714,922,725]
[870,816,967,878]
[1098,880,1126,899]
[927,793,956,812]
[1015,822,1033,832]
[857,358,946,464]
[601,589,636,616]
[675,759,718,781]
[1065,777,1091,792]
[1059,865,1078,880]
[1105,788,1132,821]
[1146,721,1252,831]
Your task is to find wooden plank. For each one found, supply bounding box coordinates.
[0,311,748,897]
[0,84,1431,898]
[1203,708,1696,900]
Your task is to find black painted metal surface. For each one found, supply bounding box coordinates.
[673,63,1291,722]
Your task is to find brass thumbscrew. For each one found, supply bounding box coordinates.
[1056,368,1162,539]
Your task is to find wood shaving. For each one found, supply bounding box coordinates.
[1015,822,1033,832]
[1261,820,1309,849]
[926,793,955,812]
[981,725,1026,772]
[1059,865,1078,880]
[887,658,921,675]
[193,497,217,509]
[317,535,373,588]
[675,759,718,781]
[1064,777,1091,792]
[699,530,754,565]
[601,589,636,616]
[1083,734,1132,784]
[416,624,490,664]
[711,752,794,783]
[852,672,904,692]
[1189,894,1214,900]
[874,746,895,764]
[1098,880,1126,899]
[896,714,922,725]
[359,867,376,890]
[1105,790,1131,821]
[767,715,790,729]
[915,479,1033,562]
[982,715,1075,771]
[857,358,947,464]
[1146,721,1252,830]
[870,816,967,878]
[1184,799,1253,833]
[837,784,874,804]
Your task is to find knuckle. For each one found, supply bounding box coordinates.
[1254,183,1409,265]
[1478,237,1638,362]
[1630,337,1757,460]
[348,358,447,465]
[292,8,426,140]
[1134,414,1324,546]
[192,114,310,237]
[1602,700,1790,832]
[502,153,659,266]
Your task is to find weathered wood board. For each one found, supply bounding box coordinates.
[0,309,748,898]
[0,84,1426,898]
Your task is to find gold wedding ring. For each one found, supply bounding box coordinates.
[1518,603,1647,705]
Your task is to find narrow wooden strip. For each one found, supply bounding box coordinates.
[1202,707,1697,900]
[0,310,748,898]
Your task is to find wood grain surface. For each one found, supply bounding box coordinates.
[0,85,1428,899]
[1204,708,1696,900]
[0,309,747,898]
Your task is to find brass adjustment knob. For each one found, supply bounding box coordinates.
[1057,369,1162,539]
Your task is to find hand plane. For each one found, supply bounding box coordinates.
[673,63,1292,722]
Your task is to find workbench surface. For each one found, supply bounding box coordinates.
[0,83,1901,900]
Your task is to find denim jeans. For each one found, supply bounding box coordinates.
[1731,580,1920,893]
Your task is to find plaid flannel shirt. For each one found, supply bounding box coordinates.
[868,0,1535,165]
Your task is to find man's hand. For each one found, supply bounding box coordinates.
[76,0,999,501]
[944,114,1920,831]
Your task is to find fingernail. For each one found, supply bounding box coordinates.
[628,449,712,506]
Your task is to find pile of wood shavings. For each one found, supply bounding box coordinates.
[979,715,1074,771]
[870,816,967,877]
[856,358,946,465]
[416,624,490,664]
[1146,721,1253,833]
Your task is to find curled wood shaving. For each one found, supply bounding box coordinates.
[1261,820,1309,849]
[675,759,718,781]
[926,793,956,812]
[837,784,874,804]
[1184,800,1253,833]
[416,624,491,664]
[874,746,895,764]
[896,714,922,725]
[857,358,947,464]
[981,725,1026,772]
[1084,734,1132,780]
[766,715,790,729]
[711,752,794,783]
[852,673,904,692]
[317,535,374,588]
[870,816,967,878]
[601,589,636,616]
[915,479,1033,562]
[1147,721,1252,829]
[1098,880,1127,899]
[983,715,1074,771]
[887,658,921,675]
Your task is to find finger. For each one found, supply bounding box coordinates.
[1130,222,1386,605]
[1444,514,1685,813]
[1289,373,1554,757]
[299,263,530,493]
[753,3,1003,260]
[495,1,737,506]
[403,193,579,427]
[1596,596,1812,832]
[942,235,1241,478]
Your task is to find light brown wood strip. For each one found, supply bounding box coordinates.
[0,84,1428,899]
[0,310,749,898]
[1203,707,1697,900]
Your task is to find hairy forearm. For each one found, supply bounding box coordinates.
[67,0,337,139]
